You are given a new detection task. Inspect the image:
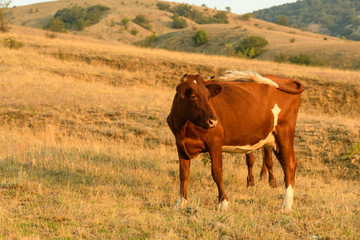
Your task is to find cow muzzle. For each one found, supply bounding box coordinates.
[207,119,218,128]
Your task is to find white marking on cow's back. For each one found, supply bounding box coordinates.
[217,199,229,211]
[281,185,294,210]
[219,70,279,88]
[222,104,281,153]
[193,80,197,84]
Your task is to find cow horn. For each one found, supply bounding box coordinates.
[205,76,215,81]
[181,74,188,82]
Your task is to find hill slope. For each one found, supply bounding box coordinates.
[254,0,360,40]
[6,0,360,69]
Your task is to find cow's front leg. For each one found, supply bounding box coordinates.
[174,144,191,208]
[209,147,229,211]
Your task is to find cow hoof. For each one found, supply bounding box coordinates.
[174,196,188,208]
[217,200,229,211]
[280,185,294,211]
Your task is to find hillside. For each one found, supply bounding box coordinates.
[6,0,360,70]
[0,25,359,238]
[254,0,360,41]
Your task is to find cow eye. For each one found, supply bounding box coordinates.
[190,94,196,100]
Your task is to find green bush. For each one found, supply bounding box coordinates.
[274,52,325,66]
[133,15,152,30]
[235,36,268,58]
[130,28,138,36]
[45,18,66,32]
[172,14,187,29]
[121,17,129,29]
[3,36,24,49]
[241,13,252,21]
[137,33,157,48]
[44,4,109,32]
[212,11,228,24]
[193,30,208,45]
[156,2,170,11]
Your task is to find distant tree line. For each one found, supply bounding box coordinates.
[156,2,228,25]
[254,0,360,40]
[44,4,110,32]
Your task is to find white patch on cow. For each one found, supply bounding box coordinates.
[217,199,229,211]
[193,80,197,84]
[281,185,294,210]
[174,195,188,208]
[219,70,279,88]
[222,104,281,153]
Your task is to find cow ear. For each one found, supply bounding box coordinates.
[181,74,188,83]
[205,76,215,81]
[176,84,187,99]
[206,83,222,97]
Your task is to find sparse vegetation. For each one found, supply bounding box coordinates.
[137,33,157,48]
[0,0,11,32]
[133,14,152,30]
[44,4,109,32]
[3,36,24,49]
[193,29,208,45]
[235,36,268,58]
[274,52,325,66]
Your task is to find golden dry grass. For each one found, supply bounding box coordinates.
[0,25,359,239]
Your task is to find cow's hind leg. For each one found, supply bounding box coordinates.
[274,128,297,211]
[263,148,277,188]
[246,153,255,187]
[209,148,229,211]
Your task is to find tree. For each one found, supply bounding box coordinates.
[121,17,129,29]
[193,30,208,45]
[45,17,66,32]
[133,14,152,30]
[235,36,268,58]
[225,6,231,12]
[277,15,289,26]
[0,0,11,32]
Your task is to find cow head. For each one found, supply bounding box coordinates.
[176,74,222,129]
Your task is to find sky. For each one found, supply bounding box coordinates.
[9,0,298,14]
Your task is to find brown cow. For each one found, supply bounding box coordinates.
[167,70,304,211]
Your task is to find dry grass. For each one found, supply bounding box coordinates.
[0,25,359,239]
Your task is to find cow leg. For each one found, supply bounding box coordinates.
[259,149,268,181]
[274,129,297,211]
[174,144,190,208]
[246,153,255,187]
[264,148,277,188]
[209,148,229,211]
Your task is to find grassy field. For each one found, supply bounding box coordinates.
[0,26,359,239]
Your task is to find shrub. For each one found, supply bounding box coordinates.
[235,36,268,58]
[0,0,11,32]
[45,18,66,32]
[45,32,57,39]
[277,15,289,26]
[130,28,138,36]
[172,14,187,29]
[121,17,129,29]
[133,14,152,30]
[44,4,109,32]
[137,33,157,48]
[193,30,208,45]
[241,13,252,21]
[273,53,288,63]
[156,2,170,11]
[3,36,24,49]
[212,11,228,24]
[275,53,325,66]
[290,38,295,43]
